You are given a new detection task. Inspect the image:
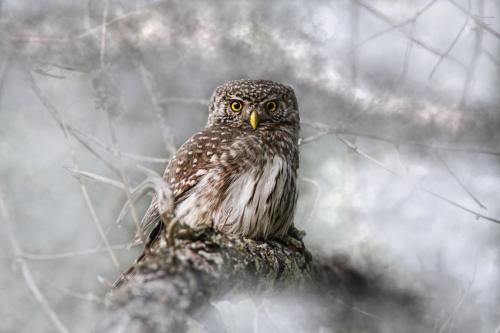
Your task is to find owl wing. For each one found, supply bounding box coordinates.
[138,127,240,245]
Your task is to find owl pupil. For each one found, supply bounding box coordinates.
[230,101,243,112]
[267,102,276,111]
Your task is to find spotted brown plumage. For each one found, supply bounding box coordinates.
[116,80,300,286]
[139,79,300,246]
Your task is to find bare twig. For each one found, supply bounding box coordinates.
[136,165,175,228]
[448,0,500,40]
[38,279,106,304]
[428,0,471,80]
[19,244,130,261]
[66,166,171,247]
[99,0,110,67]
[350,0,359,86]
[459,0,484,107]
[299,130,330,145]
[104,114,149,245]
[28,71,121,270]
[397,18,415,84]
[435,264,476,333]
[336,134,500,225]
[482,49,500,66]
[135,60,177,156]
[33,67,66,79]
[434,151,486,210]
[301,120,500,157]
[65,167,126,190]
[0,190,70,333]
[358,0,438,48]
[77,6,152,39]
[0,56,10,107]
[97,0,149,249]
[70,125,169,164]
[355,0,468,71]
[83,0,91,30]
[67,129,120,173]
[299,176,321,226]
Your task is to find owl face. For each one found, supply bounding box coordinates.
[207,79,299,131]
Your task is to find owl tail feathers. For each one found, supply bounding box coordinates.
[112,251,146,289]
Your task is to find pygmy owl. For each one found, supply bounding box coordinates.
[143,79,300,245]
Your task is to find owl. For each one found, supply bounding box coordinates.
[142,79,300,248]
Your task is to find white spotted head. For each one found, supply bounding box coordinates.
[206,79,300,132]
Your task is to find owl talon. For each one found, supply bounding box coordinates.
[166,217,179,247]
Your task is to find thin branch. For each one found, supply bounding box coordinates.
[7,35,70,44]
[19,244,130,261]
[299,176,321,226]
[67,166,172,234]
[300,120,500,157]
[436,264,476,333]
[70,125,169,164]
[448,0,500,40]
[97,1,149,249]
[104,111,150,246]
[358,0,438,47]
[83,0,91,30]
[99,0,110,67]
[350,0,359,86]
[135,59,177,156]
[459,0,484,107]
[28,70,121,270]
[429,0,470,80]
[0,56,9,107]
[434,151,486,210]
[0,190,70,333]
[33,67,66,79]
[67,128,120,173]
[77,7,152,39]
[393,143,410,176]
[65,168,126,190]
[113,180,151,227]
[336,134,500,225]
[43,283,106,305]
[355,0,468,71]
[38,278,106,304]
[482,49,500,66]
[299,130,330,145]
[397,18,415,84]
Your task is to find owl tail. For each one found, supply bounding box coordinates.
[112,251,146,289]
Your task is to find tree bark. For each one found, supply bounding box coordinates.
[93,225,423,332]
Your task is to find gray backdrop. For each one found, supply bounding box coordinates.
[0,0,499,332]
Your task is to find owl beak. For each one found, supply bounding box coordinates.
[249,110,258,129]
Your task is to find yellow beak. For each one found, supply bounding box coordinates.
[249,110,258,129]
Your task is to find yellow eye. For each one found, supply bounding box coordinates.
[266,101,277,112]
[230,100,244,112]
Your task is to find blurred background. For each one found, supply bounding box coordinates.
[0,0,499,332]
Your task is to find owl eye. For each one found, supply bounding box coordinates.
[266,101,277,112]
[230,100,244,112]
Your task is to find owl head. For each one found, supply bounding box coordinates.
[207,79,299,131]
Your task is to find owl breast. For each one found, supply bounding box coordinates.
[174,154,297,240]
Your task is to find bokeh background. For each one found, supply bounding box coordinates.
[0,0,499,332]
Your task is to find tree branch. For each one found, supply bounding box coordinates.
[28,70,122,270]
[335,134,500,225]
[0,190,70,333]
[93,225,422,332]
